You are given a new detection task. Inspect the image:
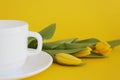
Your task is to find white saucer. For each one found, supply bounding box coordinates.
[0,51,53,80]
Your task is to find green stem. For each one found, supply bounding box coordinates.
[108,39,120,48]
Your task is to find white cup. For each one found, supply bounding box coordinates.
[0,20,42,74]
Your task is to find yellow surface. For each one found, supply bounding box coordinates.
[0,0,120,80]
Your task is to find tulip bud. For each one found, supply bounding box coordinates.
[55,53,84,66]
[73,47,92,57]
[95,41,112,55]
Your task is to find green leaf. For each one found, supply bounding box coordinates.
[53,43,66,50]
[28,37,35,45]
[80,52,106,58]
[54,38,78,44]
[28,23,56,48]
[54,43,90,50]
[65,43,94,49]
[76,38,100,45]
[108,39,120,48]
[43,42,62,50]
[39,23,56,40]
[43,38,98,50]
[29,38,78,50]
[42,38,78,50]
[43,48,86,55]
[28,39,37,49]
[53,38,99,50]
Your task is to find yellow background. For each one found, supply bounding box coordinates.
[0,0,120,80]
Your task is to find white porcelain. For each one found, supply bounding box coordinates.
[0,50,53,80]
[0,20,42,74]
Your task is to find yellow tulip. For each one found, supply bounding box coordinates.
[73,47,92,57]
[95,41,112,55]
[55,53,83,65]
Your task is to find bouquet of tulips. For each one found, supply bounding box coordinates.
[28,24,120,66]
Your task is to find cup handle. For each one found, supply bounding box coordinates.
[27,31,42,56]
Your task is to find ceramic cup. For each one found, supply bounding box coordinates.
[0,20,42,74]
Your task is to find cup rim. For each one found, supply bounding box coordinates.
[0,20,28,31]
